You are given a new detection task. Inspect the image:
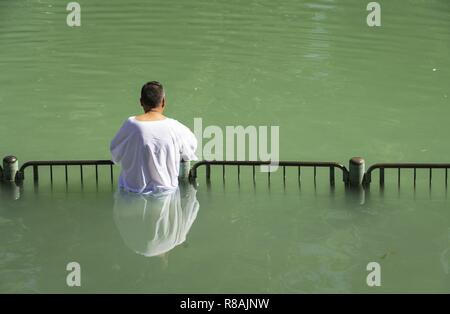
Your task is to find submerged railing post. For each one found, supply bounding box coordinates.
[205,164,211,180]
[380,168,385,186]
[348,157,366,205]
[179,160,191,180]
[329,166,335,186]
[33,165,39,183]
[349,157,365,187]
[2,155,19,182]
[1,155,20,200]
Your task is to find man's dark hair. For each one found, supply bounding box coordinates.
[140,81,165,109]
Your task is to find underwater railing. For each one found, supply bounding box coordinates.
[2,155,450,189]
[188,160,350,186]
[1,156,350,186]
[363,163,450,188]
[13,159,115,184]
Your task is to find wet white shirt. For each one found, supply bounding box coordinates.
[113,183,199,257]
[110,117,197,194]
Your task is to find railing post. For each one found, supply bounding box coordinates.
[2,155,19,182]
[205,164,211,180]
[188,167,197,181]
[380,168,385,186]
[329,166,335,186]
[33,165,39,183]
[349,157,365,187]
[1,155,20,200]
[363,171,371,187]
[179,160,191,180]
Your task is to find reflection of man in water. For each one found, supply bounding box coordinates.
[113,182,199,259]
[110,81,197,194]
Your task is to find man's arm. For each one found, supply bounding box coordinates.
[177,122,198,161]
[110,120,130,164]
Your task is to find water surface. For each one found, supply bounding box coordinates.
[1,0,449,293]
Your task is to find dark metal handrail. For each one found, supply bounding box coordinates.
[189,160,349,185]
[15,160,115,184]
[7,158,450,189]
[363,163,450,187]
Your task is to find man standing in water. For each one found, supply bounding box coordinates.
[110,81,198,194]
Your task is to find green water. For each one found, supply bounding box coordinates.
[1,0,450,293]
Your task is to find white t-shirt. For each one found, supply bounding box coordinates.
[110,116,197,194]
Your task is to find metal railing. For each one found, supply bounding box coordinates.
[2,155,450,190]
[15,160,115,184]
[363,163,450,187]
[189,160,349,186]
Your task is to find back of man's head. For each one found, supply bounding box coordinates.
[141,81,165,109]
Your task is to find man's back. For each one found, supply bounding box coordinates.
[110,116,197,194]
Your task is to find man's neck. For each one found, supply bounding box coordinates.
[135,109,166,121]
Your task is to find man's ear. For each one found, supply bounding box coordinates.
[161,97,166,108]
[140,98,144,107]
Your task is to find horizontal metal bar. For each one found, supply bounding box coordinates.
[16,160,115,182]
[364,163,450,186]
[189,160,349,184]
[190,160,347,168]
[13,159,450,189]
[19,160,114,172]
[366,163,450,172]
